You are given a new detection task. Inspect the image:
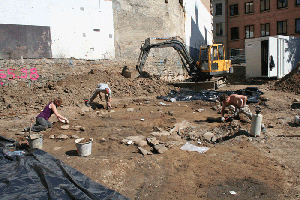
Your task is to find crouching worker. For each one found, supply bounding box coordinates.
[24,97,67,132]
[219,93,252,122]
[87,83,112,109]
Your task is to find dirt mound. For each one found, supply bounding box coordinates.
[0,65,178,117]
[273,62,300,94]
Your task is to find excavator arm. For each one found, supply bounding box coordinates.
[136,37,200,76]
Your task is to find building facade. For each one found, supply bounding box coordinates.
[227,0,300,59]
[0,0,212,68]
[212,0,227,48]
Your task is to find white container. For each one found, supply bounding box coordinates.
[75,138,93,157]
[250,112,263,137]
[294,116,300,125]
[245,35,300,79]
[28,134,43,149]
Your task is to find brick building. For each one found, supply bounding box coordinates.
[226,0,300,59]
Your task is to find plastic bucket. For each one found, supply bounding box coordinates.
[75,138,93,157]
[28,134,43,149]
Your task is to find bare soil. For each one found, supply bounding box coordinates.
[1,61,300,200]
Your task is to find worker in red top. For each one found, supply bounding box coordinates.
[24,97,68,132]
[219,93,252,122]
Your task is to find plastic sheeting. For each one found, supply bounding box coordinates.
[157,87,264,103]
[0,136,130,200]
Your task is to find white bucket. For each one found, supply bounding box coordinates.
[28,134,43,149]
[75,138,93,157]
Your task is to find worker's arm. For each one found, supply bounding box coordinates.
[107,97,111,107]
[221,103,226,117]
[50,103,66,121]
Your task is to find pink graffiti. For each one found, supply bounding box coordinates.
[0,68,39,81]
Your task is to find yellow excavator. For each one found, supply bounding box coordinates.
[136,37,232,87]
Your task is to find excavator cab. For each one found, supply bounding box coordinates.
[197,44,232,77]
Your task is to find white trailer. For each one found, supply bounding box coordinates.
[245,35,300,79]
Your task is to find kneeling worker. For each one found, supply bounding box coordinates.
[88,83,112,109]
[219,93,252,122]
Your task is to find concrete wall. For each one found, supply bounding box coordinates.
[0,0,114,60]
[112,0,185,67]
[112,0,212,78]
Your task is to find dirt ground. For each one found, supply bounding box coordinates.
[1,61,300,199]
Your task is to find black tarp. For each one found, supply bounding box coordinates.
[0,136,130,200]
[157,87,264,103]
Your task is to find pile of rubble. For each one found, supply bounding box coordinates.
[273,62,300,94]
[120,119,245,156]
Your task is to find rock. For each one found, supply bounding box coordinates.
[121,139,131,144]
[293,98,300,102]
[79,127,85,131]
[61,125,70,130]
[203,132,214,141]
[165,140,185,147]
[153,144,168,154]
[49,135,55,139]
[150,131,170,136]
[109,137,118,141]
[138,147,153,156]
[126,135,146,142]
[100,138,106,142]
[153,126,163,132]
[147,137,160,146]
[74,125,82,131]
[15,132,24,135]
[168,98,176,102]
[170,120,195,134]
[127,108,134,112]
[71,135,79,139]
[53,147,61,150]
[56,134,69,139]
[135,140,148,147]
[212,136,217,142]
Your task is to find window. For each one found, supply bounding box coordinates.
[212,46,218,60]
[245,2,254,14]
[231,27,239,40]
[260,0,270,11]
[245,25,254,38]
[278,0,287,8]
[277,20,287,34]
[216,3,222,15]
[216,23,223,36]
[261,23,270,36]
[297,0,300,6]
[218,45,224,60]
[230,4,239,16]
[296,19,300,33]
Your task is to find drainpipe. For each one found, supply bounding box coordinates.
[226,0,229,60]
